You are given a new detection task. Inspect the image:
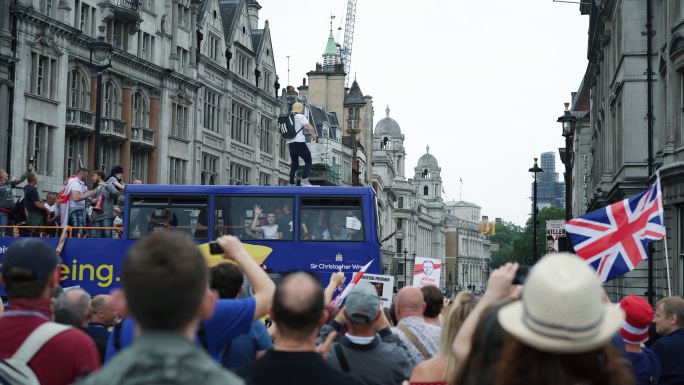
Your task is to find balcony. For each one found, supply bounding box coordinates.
[102,0,142,32]
[65,108,95,135]
[130,126,155,151]
[100,117,128,143]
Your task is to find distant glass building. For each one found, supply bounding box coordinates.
[531,152,565,213]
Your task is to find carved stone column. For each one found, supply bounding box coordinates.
[121,78,136,177]
[148,88,160,183]
[88,72,98,169]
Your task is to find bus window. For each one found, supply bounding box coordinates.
[127,195,209,239]
[299,197,364,241]
[214,196,294,241]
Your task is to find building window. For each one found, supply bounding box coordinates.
[177,47,189,74]
[106,20,127,50]
[208,35,220,61]
[99,143,121,173]
[131,151,148,182]
[44,0,52,17]
[201,153,218,185]
[169,157,187,184]
[229,163,250,185]
[259,172,271,186]
[178,4,190,28]
[231,103,251,145]
[171,103,188,139]
[279,137,288,160]
[423,186,428,196]
[204,90,221,133]
[139,32,154,61]
[237,53,249,78]
[68,69,88,108]
[398,196,404,209]
[29,53,57,100]
[260,116,273,154]
[131,92,149,127]
[27,122,54,173]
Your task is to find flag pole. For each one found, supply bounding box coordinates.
[663,232,672,297]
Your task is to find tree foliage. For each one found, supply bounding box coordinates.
[490,206,565,268]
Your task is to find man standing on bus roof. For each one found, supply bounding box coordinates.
[251,205,281,240]
[0,160,34,235]
[64,168,96,237]
[287,102,317,187]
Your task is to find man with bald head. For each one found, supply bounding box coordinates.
[391,286,441,365]
[86,294,117,362]
[235,272,364,385]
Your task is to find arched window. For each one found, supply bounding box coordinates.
[131,92,149,127]
[422,169,429,178]
[382,137,389,149]
[423,186,428,196]
[349,108,354,119]
[354,108,360,119]
[67,68,89,109]
[103,81,121,118]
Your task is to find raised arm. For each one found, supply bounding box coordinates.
[216,235,276,320]
[251,205,263,232]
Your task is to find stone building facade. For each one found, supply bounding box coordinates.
[573,1,684,299]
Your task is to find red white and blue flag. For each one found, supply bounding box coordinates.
[565,176,666,283]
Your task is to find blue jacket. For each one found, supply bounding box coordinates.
[106,297,255,363]
[651,328,684,385]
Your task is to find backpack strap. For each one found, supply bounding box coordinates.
[12,322,71,363]
[397,324,432,360]
[334,343,350,373]
[290,113,304,136]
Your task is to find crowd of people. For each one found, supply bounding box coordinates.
[2,230,684,384]
[0,161,142,238]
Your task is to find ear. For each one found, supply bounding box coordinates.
[111,289,131,318]
[200,289,218,319]
[374,308,382,321]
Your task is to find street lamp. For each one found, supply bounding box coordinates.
[529,158,544,264]
[557,102,576,252]
[403,248,408,286]
[88,26,113,172]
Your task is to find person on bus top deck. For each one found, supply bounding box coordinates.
[104,235,276,364]
[322,220,351,241]
[287,102,317,186]
[249,204,281,240]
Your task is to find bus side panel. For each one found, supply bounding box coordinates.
[0,238,132,296]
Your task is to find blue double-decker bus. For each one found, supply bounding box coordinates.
[0,185,382,296]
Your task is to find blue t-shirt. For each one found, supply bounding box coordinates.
[105,297,256,363]
[222,320,273,369]
[626,348,661,385]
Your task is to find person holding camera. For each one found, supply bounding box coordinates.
[0,160,34,235]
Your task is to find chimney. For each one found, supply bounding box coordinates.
[246,0,261,29]
[302,78,306,86]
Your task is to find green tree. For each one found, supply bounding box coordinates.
[510,206,565,265]
[489,221,523,268]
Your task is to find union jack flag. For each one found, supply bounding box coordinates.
[565,175,666,283]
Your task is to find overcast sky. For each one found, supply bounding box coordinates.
[258,0,588,227]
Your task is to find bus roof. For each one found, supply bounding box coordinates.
[124,184,377,197]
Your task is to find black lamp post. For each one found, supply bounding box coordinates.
[529,158,544,264]
[403,248,408,286]
[88,27,113,172]
[461,263,468,290]
[557,102,576,252]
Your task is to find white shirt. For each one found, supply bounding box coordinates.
[260,224,280,239]
[286,114,310,144]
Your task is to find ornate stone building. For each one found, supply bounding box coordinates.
[573,1,684,299]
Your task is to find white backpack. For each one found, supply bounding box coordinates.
[0,322,71,385]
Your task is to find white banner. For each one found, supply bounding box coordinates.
[412,257,442,288]
[360,274,395,307]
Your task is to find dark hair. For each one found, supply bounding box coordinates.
[495,340,635,385]
[54,307,83,328]
[3,267,50,299]
[452,301,511,385]
[210,263,243,299]
[421,285,444,318]
[93,170,106,181]
[77,167,89,174]
[26,172,37,183]
[272,272,324,339]
[388,301,398,326]
[122,232,207,331]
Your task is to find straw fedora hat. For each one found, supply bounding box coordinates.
[498,253,623,353]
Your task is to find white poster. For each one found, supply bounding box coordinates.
[546,220,566,253]
[360,274,395,307]
[412,257,442,288]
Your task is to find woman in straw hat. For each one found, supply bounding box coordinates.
[494,253,634,385]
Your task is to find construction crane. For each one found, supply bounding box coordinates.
[336,0,357,87]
